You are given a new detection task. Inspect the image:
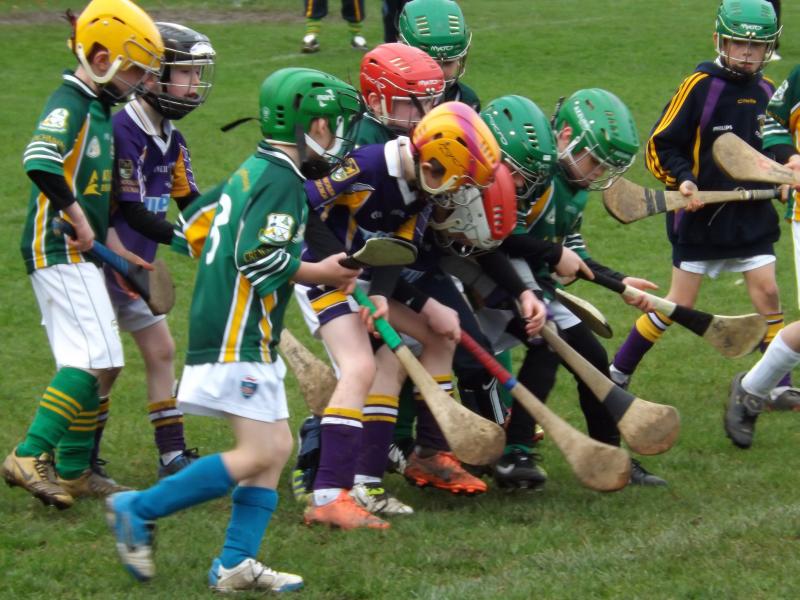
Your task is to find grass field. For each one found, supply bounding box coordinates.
[3,1,800,598]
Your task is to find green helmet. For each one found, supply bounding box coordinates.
[715,0,780,67]
[480,95,557,200]
[259,68,361,157]
[397,0,471,85]
[555,88,640,190]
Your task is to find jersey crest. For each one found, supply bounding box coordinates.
[330,157,361,182]
[39,108,69,132]
[259,213,295,244]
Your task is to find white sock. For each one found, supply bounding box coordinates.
[160,450,182,465]
[354,474,381,485]
[742,332,800,397]
[313,488,343,506]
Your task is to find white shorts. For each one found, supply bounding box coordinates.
[30,263,124,370]
[677,255,775,279]
[114,296,166,333]
[177,359,289,423]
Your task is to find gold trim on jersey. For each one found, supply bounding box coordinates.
[184,204,217,258]
[395,214,419,242]
[647,72,708,186]
[220,273,254,363]
[524,184,554,230]
[258,292,277,363]
[31,117,90,268]
[692,126,702,179]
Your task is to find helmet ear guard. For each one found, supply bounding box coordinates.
[429,163,516,255]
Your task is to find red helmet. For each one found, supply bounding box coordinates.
[360,43,444,133]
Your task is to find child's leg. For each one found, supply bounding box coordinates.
[613,267,702,379]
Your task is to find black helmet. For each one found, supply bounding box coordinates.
[144,22,215,120]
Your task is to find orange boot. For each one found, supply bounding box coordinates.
[404,450,488,495]
[304,490,390,530]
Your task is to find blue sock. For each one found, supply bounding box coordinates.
[134,454,235,521]
[219,487,278,569]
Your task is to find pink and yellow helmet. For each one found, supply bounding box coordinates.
[411,101,501,195]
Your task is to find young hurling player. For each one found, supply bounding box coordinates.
[106,67,362,591]
[95,22,215,481]
[296,102,500,529]
[611,0,787,409]
[2,0,163,510]
[493,91,666,487]
[398,0,480,111]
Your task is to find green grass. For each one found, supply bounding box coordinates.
[3,1,800,598]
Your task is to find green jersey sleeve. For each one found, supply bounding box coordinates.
[235,177,305,298]
[23,88,87,177]
[763,66,800,150]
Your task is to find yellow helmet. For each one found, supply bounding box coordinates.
[411,101,501,195]
[69,0,163,91]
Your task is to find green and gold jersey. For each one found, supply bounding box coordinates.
[20,71,113,273]
[528,174,589,259]
[763,65,800,221]
[350,113,396,148]
[185,142,306,366]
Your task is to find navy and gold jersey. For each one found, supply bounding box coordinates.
[303,138,430,260]
[647,60,778,261]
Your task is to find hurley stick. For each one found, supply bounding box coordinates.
[539,322,680,455]
[52,217,175,315]
[603,177,779,224]
[713,131,800,186]
[584,271,766,358]
[279,328,337,416]
[555,288,613,339]
[459,331,631,491]
[352,288,504,465]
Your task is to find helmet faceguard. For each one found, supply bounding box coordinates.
[259,68,362,168]
[555,88,639,191]
[68,0,163,104]
[411,101,501,197]
[429,163,516,255]
[481,95,557,201]
[398,0,472,87]
[360,43,444,134]
[715,0,780,72]
[143,22,215,120]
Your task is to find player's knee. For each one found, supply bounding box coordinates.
[339,351,377,388]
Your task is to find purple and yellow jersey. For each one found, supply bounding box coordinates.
[20,72,113,273]
[107,101,199,301]
[303,138,430,260]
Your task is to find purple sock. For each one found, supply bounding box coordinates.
[313,407,362,491]
[149,398,186,455]
[356,395,398,478]
[613,327,655,375]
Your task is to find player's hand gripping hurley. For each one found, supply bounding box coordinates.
[603,177,780,224]
[352,288,505,465]
[51,217,175,315]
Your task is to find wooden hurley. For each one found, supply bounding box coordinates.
[603,177,779,224]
